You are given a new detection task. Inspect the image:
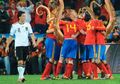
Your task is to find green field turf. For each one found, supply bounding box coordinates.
[0,74,120,84]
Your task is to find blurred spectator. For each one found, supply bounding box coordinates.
[34,2,48,34]
[0,1,10,34]
[107,26,120,43]
[7,2,18,24]
[8,40,18,75]
[16,0,34,23]
[37,38,46,74]
[0,35,10,75]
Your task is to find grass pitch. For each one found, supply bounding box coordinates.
[0,74,120,84]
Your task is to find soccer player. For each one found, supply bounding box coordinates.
[96,15,113,79]
[40,20,61,80]
[90,0,116,36]
[76,18,87,79]
[5,11,36,82]
[55,9,80,79]
[40,0,64,80]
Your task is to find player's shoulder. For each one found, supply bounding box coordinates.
[24,22,31,25]
[11,22,20,28]
[12,22,19,25]
[76,19,85,24]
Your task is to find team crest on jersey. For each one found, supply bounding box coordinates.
[18,28,21,32]
[25,27,28,31]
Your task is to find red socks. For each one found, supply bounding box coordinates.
[53,64,57,76]
[77,62,82,77]
[41,62,52,78]
[105,64,112,77]
[92,63,98,78]
[65,63,73,78]
[55,62,62,77]
[97,63,108,74]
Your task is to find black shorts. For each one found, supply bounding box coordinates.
[16,46,29,61]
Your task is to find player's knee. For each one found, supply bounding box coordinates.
[18,62,25,67]
[54,61,57,65]
[18,60,24,65]
[102,60,107,64]
[49,58,54,63]
[58,57,64,63]
[67,58,73,64]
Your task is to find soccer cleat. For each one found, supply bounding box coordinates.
[109,76,114,80]
[40,76,51,80]
[86,76,91,79]
[21,78,26,82]
[52,76,61,80]
[62,75,70,80]
[18,78,26,83]
[93,77,99,80]
[86,73,91,79]
[105,74,110,79]
[101,72,105,78]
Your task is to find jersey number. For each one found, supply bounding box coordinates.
[66,24,77,32]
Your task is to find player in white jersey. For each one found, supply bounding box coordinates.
[5,11,36,83]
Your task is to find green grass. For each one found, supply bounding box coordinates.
[0,74,120,84]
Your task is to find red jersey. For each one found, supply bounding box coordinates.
[76,19,86,44]
[35,7,47,25]
[100,6,109,20]
[96,32,105,44]
[94,20,106,31]
[7,9,18,24]
[84,20,96,45]
[59,20,79,39]
[46,21,56,39]
[95,20,106,44]
[44,0,50,6]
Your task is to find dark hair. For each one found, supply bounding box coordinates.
[98,15,107,21]
[17,11,25,19]
[0,1,4,6]
[62,17,73,21]
[98,15,108,26]
[84,12,91,22]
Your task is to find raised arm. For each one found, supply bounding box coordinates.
[90,0,101,11]
[36,4,51,23]
[82,6,95,19]
[104,0,116,36]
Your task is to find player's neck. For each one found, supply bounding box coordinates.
[18,21,25,25]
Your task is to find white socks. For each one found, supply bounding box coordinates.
[17,67,25,79]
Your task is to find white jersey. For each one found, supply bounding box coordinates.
[10,22,33,47]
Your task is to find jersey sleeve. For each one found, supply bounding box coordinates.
[59,20,66,30]
[95,20,106,31]
[28,23,33,34]
[10,24,15,37]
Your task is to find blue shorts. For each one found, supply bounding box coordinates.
[86,45,95,60]
[45,38,60,61]
[78,44,86,61]
[96,45,106,61]
[54,44,61,61]
[61,39,77,59]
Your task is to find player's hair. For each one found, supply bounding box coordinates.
[48,0,59,9]
[62,17,73,22]
[98,15,107,21]
[98,15,108,26]
[84,11,91,22]
[17,11,25,19]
